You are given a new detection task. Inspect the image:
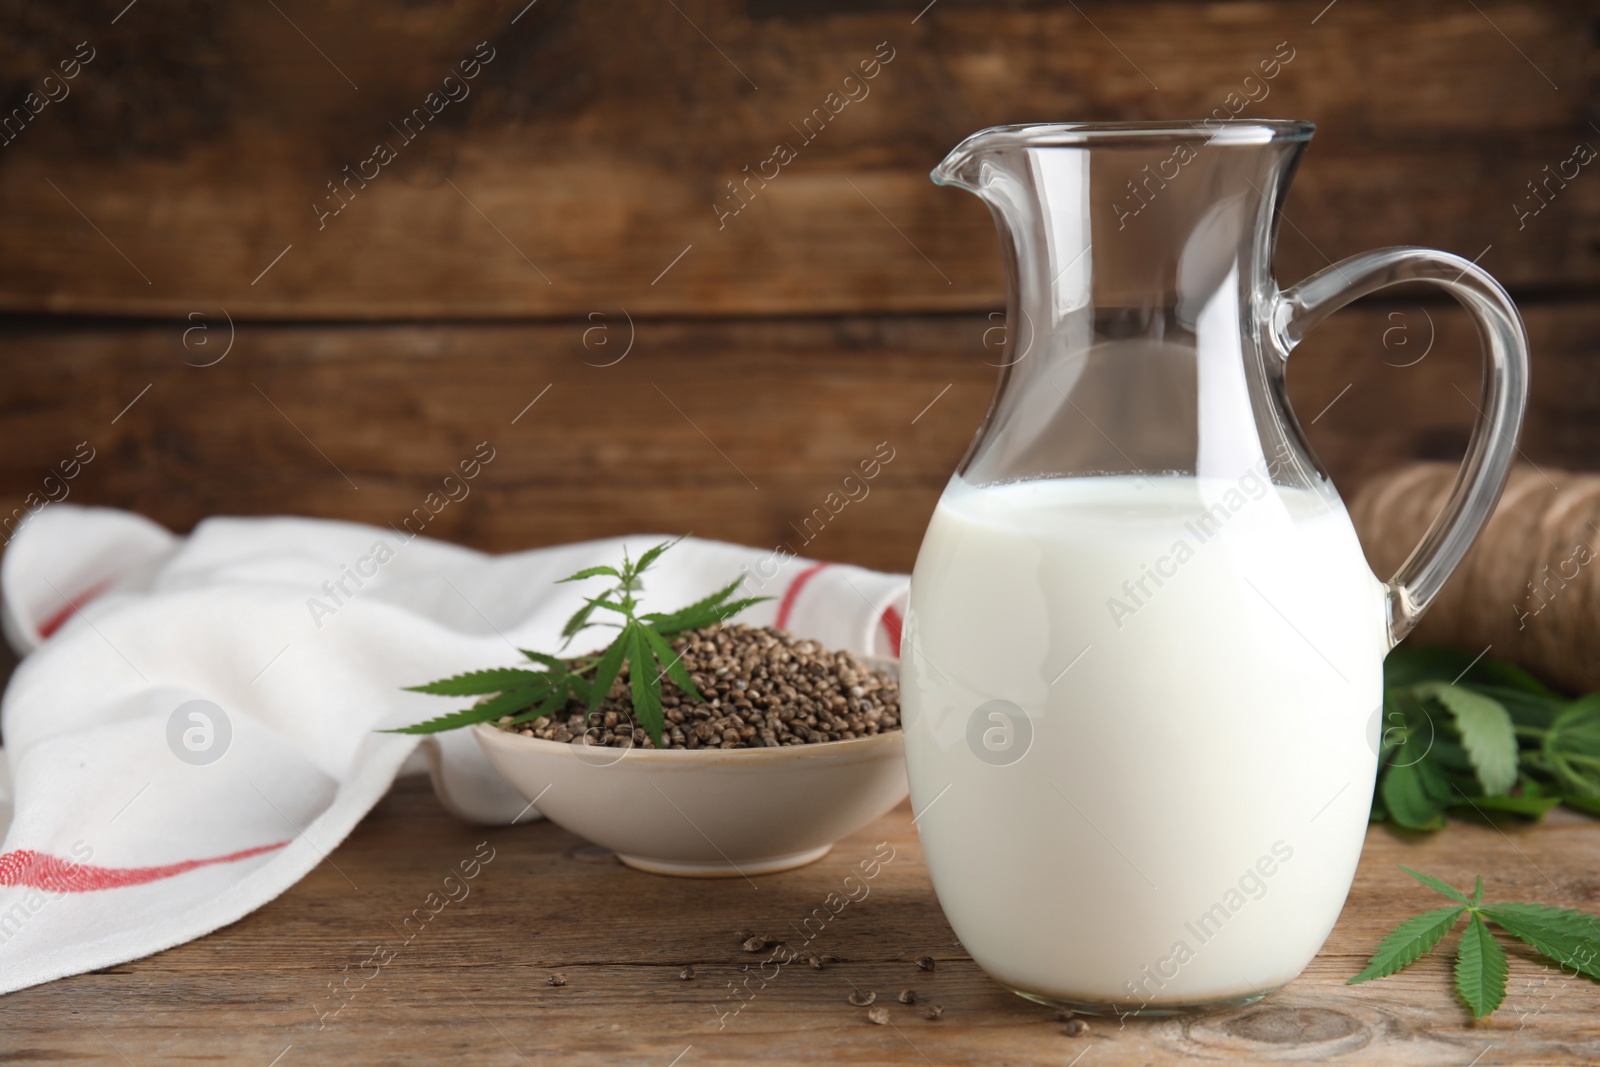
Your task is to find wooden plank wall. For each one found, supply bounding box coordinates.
[1,0,1597,575]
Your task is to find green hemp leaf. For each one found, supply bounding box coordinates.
[1349,866,1600,1018]
[389,536,769,746]
[1371,645,1600,829]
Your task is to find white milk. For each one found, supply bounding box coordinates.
[901,474,1389,1010]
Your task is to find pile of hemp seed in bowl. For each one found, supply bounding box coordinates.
[494,623,900,750]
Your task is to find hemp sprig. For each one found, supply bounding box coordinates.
[1374,645,1600,830]
[390,537,768,745]
[1349,866,1600,1017]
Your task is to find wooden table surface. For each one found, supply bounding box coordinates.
[4,778,1598,1066]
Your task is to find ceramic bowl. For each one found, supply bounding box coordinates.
[472,659,907,877]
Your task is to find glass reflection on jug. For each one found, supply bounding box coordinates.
[900,121,1528,1014]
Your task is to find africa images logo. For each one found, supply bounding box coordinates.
[966,699,1033,767]
[166,700,232,766]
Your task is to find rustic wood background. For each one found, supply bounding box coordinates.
[1,0,1597,576]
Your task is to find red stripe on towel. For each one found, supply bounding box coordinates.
[879,604,903,658]
[37,580,112,639]
[774,562,830,630]
[0,841,289,892]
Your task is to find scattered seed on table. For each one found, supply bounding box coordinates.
[897,990,917,1004]
[679,966,694,980]
[742,936,768,953]
[847,990,876,1006]
[1066,1019,1090,1036]
[866,1007,890,1026]
[808,954,824,970]
[925,1005,944,1020]
[820,953,840,965]
[547,974,567,987]
[735,928,753,942]
[915,956,935,971]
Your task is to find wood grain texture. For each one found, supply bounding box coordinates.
[0,0,1596,317]
[1,778,1596,1065]
[0,303,1594,575]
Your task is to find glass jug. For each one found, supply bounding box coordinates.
[900,121,1528,1015]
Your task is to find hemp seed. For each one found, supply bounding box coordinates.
[504,625,900,749]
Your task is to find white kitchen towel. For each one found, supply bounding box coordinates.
[0,505,907,996]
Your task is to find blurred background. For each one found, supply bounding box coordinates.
[0,0,1596,577]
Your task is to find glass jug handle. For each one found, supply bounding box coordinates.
[1271,247,1531,646]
